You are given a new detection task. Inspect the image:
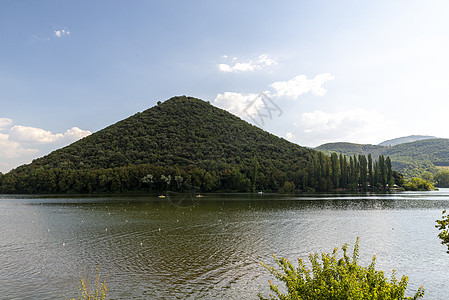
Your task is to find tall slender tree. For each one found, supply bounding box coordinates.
[359,154,368,189]
[385,156,393,187]
[339,154,348,188]
[368,154,373,187]
[378,155,386,188]
[330,153,339,189]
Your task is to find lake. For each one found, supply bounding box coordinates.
[1,189,449,299]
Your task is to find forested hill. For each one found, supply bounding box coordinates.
[316,138,449,178]
[0,96,404,194]
[0,96,314,193]
[20,96,312,171]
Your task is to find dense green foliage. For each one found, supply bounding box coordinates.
[316,138,449,179]
[403,177,435,191]
[434,170,449,187]
[259,238,424,300]
[23,96,313,171]
[436,210,449,254]
[0,96,404,194]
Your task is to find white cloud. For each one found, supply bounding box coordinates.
[9,125,91,144]
[10,125,63,144]
[218,54,277,73]
[257,54,277,66]
[32,28,70,41]
[214,73,333,128]
[0,133,37,159]
[213,92,283,127]
[288,109,394,147]
[0,131,38,173]
[63,127,92,141]
[213,92,262,118]
[0,118,12,130]
[214,73,334,122]
[54,29,70,38]
[271,73,335,99]
[0,123,91,173]
[218,62,255,72]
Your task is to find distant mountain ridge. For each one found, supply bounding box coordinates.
[378,135,438,147]
[316,138,449,178]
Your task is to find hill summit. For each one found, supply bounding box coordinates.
[1,96,314,193]
[20,96,312,172]
[0,96,403,193]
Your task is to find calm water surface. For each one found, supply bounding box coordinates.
[1,190,449,299]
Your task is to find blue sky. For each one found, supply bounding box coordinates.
[1,0,449,173]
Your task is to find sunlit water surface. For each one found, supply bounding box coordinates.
[1,190,449,299]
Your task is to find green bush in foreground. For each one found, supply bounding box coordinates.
[259,237,424,300]
[436,209,449,253]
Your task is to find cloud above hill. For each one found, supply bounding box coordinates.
[213,73,334,124]
[0,121,91,173]
[270,73,335,98]
[218,54,277,73]
[285,109,394,147]
[9,125,90,144]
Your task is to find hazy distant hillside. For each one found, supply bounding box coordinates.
[316,138,449,178]
[316,142,384,158]
[378,135,437,147]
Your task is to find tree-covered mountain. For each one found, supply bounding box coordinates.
[316,138,449,178]
[19,96,312,172]
[378,135,437,147]
[0,96,403,194]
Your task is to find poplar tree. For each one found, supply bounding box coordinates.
[373,161,379,188]
[359,154,368,189]
[339,154,348,188]
[368,154,373,187]
[378,155,387,188]
[330,153,339,189]
[386,156,394,187]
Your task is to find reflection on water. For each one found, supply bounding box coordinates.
[1,190,449,299]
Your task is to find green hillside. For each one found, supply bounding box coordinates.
[21,96,311,172]
[316,139,449,178]
[0,96,408,194]
[1,96,316,193]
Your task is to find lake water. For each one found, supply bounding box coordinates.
[1,190,449,299]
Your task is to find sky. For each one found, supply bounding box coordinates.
[2,0,449,173]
